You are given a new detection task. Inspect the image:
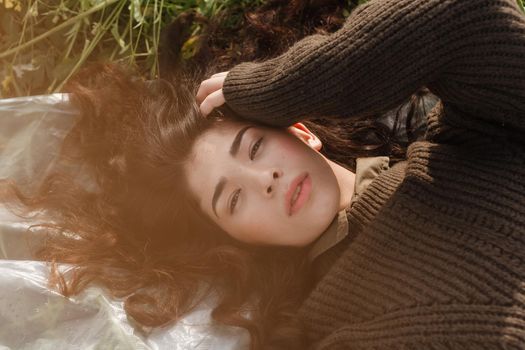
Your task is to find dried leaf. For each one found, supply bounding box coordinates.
[181,35,199,60]
[2,0,22,12]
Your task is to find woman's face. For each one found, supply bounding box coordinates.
[183,120,341,247]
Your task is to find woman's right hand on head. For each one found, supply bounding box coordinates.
[196,71,228,117]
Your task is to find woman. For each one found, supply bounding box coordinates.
[1,0,524,349]
[196,0,525,348]
[1,64,407,349]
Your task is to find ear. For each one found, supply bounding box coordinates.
[287,122,322,151]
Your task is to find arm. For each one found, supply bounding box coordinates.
[222,0,525,128]
[307,304,525,349]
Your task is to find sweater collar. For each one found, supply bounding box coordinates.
[307,156,392,263]
[346,159,407,233]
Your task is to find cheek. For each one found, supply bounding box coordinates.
[274,137,308,161]
[220,218,260,244]
[220,202,282,243]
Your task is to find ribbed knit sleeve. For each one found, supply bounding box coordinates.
[222,0,525,129]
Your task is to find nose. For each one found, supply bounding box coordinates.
[264,169,282,197]
[234,164,283,198]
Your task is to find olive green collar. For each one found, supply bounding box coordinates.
[307,156,390,263]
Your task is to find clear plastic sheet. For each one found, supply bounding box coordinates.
[0,94,250,350]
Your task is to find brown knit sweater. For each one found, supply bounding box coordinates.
[223,0,525,348]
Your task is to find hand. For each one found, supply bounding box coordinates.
[196,71,228,117]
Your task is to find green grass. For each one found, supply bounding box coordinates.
[0,0,263,97]
[1,0,524,98]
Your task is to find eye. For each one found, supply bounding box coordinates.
[250,137,263,160]
[229,188,241,214]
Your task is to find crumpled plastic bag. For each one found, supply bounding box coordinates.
[0,94,250,350]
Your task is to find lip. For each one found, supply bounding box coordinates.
[285,172,311,216]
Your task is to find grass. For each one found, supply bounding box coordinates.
[1,0,524,98]
[0,0,264,97]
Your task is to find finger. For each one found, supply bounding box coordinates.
[211,71,228,78]
[196,72,227,102]
[196,76,225,104]
[200,89,225,117]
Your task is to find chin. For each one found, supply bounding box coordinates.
[292,232,322,247]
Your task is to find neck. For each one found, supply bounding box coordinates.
[326,158,356,211]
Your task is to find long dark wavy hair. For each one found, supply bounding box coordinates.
[0,1,437,349]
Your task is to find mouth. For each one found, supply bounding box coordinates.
[285,172,312,216]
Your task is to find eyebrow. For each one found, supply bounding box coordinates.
[211,125,253,218]
[229,125,253,157]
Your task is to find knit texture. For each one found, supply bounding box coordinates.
[223,0,525,348]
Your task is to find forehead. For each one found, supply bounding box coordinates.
[185,120,252,203]
[190,120,249,159]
